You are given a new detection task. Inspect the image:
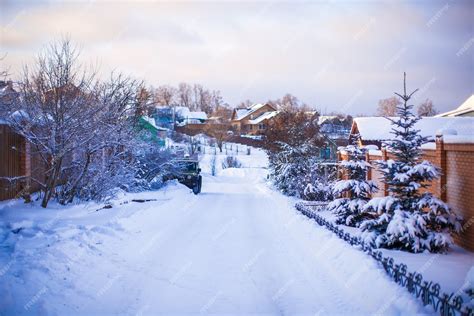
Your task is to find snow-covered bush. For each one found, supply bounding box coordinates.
[268,142,321,198]
[327,144,378,226]
[303,162,337,201]
[359,74,462,253]
[265,109,330,199]
[133,145,178,189]
[270,152,336,201]
[222,156,242,169]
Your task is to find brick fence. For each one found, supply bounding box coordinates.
[339,136,474,251]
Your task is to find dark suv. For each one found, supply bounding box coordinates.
[173,159,202,194]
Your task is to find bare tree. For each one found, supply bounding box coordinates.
[178,82,193,109]
[280,93,300,112]
[205,122,230,152]
[211,104,232,122]
[236,99,253,108]
[267,93,305,113]
[264,110,322,151]
[154,85,176,106]
[193,84,212,113]
[376,96,401,116]
[417,99,438,116]
[210,90,224,111]
[134,86,153,118]
[6,39,144,207]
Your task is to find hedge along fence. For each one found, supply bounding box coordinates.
[295,201,473,316]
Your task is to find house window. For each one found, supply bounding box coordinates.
[258,123,266,130]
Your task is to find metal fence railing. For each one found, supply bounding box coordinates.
[295,202,473,316]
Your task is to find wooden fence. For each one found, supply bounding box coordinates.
[0,124,25,200]
[0,124,47,201]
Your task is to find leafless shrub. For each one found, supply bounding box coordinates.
[222,156,242,169]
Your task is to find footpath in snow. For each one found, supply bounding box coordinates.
[1,147,428,315]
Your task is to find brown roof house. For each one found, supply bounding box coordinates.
[231,103,278,135]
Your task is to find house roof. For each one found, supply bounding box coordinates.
[352,116,474,142]
[141,116,168,131]
[318,116,339,125]
[189,111,207,120]
[248,111,279,124]
[232,103,276,121]
[175,106,207,120]
[435,95,474,117]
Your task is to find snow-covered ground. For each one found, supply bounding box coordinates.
[1,146,430,315]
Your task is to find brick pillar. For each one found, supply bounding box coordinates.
[381,147,388,196]
[435,135,447,202]
[365,152,371,181]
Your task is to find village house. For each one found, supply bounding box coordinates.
[175,106,208,125]
[139,116,167,146]
[231,103,278,135]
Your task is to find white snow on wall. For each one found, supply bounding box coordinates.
[443,135,474,143]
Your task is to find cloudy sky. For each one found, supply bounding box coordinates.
[1,0,473,114]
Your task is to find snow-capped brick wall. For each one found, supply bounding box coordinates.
[339,137,474,251]
[445,144,474,251]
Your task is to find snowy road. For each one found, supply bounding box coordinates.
[72,168,423,315]
[1,151,426,315]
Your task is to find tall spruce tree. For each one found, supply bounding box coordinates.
[360,73,461,253]
[327,141,378,226]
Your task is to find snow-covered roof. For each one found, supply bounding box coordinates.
[248,111,279,124]
[141,116,168,131]
[436,95,474,117]
[189,111,207,120]
[353,117,474,141]
[443,134,474,144]
[233,103,273,121]
[175,106,191,118]
[175,107,207,120]
[318,116,339,125]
